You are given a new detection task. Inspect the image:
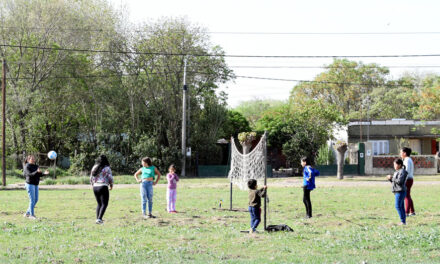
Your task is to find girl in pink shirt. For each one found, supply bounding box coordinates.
[166,164,179,213]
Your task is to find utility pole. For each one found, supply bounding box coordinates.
[181,57,187,177]
[2,60,6,186]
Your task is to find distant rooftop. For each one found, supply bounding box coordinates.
[349,119,440,126]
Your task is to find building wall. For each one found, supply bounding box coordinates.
[364,141,438,175]
[422,139,432,155]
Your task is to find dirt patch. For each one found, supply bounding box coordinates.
[3,178,440,190]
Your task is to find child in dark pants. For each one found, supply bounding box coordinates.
[247,179,267,233]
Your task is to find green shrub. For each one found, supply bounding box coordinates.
[316,144,336,165]
[42,178,57,185]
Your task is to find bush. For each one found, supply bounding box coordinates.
[42,178,57,185]
[69,152,96,176]
[316,144,336,165]
[58,176,89,185]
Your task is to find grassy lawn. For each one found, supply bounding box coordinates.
[1,178,440,263]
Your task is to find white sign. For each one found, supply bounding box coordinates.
[367,150,371,156]
[360,153,364,158]
[186,147,191,157]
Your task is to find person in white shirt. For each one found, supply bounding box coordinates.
[401,147,415,216]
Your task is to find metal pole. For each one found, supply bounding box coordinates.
[2,60,6,186]
[181,57,187,177]
[229,181,232,210]
[229,137,233,211]
[263,132,268,230]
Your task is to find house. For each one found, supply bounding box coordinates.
[348,119,440,155]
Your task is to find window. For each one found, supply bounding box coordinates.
[370,140,389,155]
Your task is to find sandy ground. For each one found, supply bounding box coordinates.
[2,177,440,190]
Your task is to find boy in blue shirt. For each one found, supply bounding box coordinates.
[301,156,318,218]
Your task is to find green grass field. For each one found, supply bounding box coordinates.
[1,177,440,263]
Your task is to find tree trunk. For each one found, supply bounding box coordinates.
[336,143,348,180]
[242,143,252,155]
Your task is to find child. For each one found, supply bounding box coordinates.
[247,179,267,233]
[400,147,415,216]
[90,155,113,224]
[301,156,318,218]
[166,164,179,213]
[387,158,408,225]
[134,157,162,218]
[23,155,49,219]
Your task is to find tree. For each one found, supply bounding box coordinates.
[221,110,251,139]
[416,75,440,120]
[0,3,234,172]
[238,132,256,154]
[0,0,121,161]
[234,99,286,128]
[290,59,389,119]
[256,100,342,167]
[335,141,348,180]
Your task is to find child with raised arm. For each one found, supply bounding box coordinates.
[23,155,49,219]
[247,179,267,233]
[166,164,179,213]
[134,157,161,218]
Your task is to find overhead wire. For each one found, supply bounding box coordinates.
[5,71,414,88]
[2,26,440,35]
[1,44,440,58]
[6,61,440,69]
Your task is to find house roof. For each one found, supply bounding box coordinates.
[349,120,440,126]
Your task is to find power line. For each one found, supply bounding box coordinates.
[229,65,440,69]
[6,71,414,88]
[3,26,440,35]
[209,31,440,35]
[7,61,440,69]
[2,44,440,58]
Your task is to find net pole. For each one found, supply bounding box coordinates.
[263,132,268,231]
[229,137,233,211]
[229,181,233,210]
[1,59,6,186]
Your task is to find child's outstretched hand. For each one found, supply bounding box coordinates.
[263,185,267,189]
[386,175,392,181]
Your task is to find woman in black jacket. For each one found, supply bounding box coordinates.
[387,158,408,225]
[23,155,48,219]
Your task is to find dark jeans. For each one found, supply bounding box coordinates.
[405,179,415,214]
[395,191,407,224]
[249,206,261,231]
[93,185,109,220]
[303,188,312,217]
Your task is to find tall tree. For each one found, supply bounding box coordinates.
[290,59,389,119]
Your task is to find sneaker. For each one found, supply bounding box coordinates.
[95,219,103,224]
[28,215,37,220]
[409,212,416,216]
[23,213,30,218]
[171,211,178,213]
[398,222,406,226]
[148,214,156,218]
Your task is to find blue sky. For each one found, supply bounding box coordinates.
[111,0,440,107]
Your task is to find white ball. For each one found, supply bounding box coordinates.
[47,150,57,160]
